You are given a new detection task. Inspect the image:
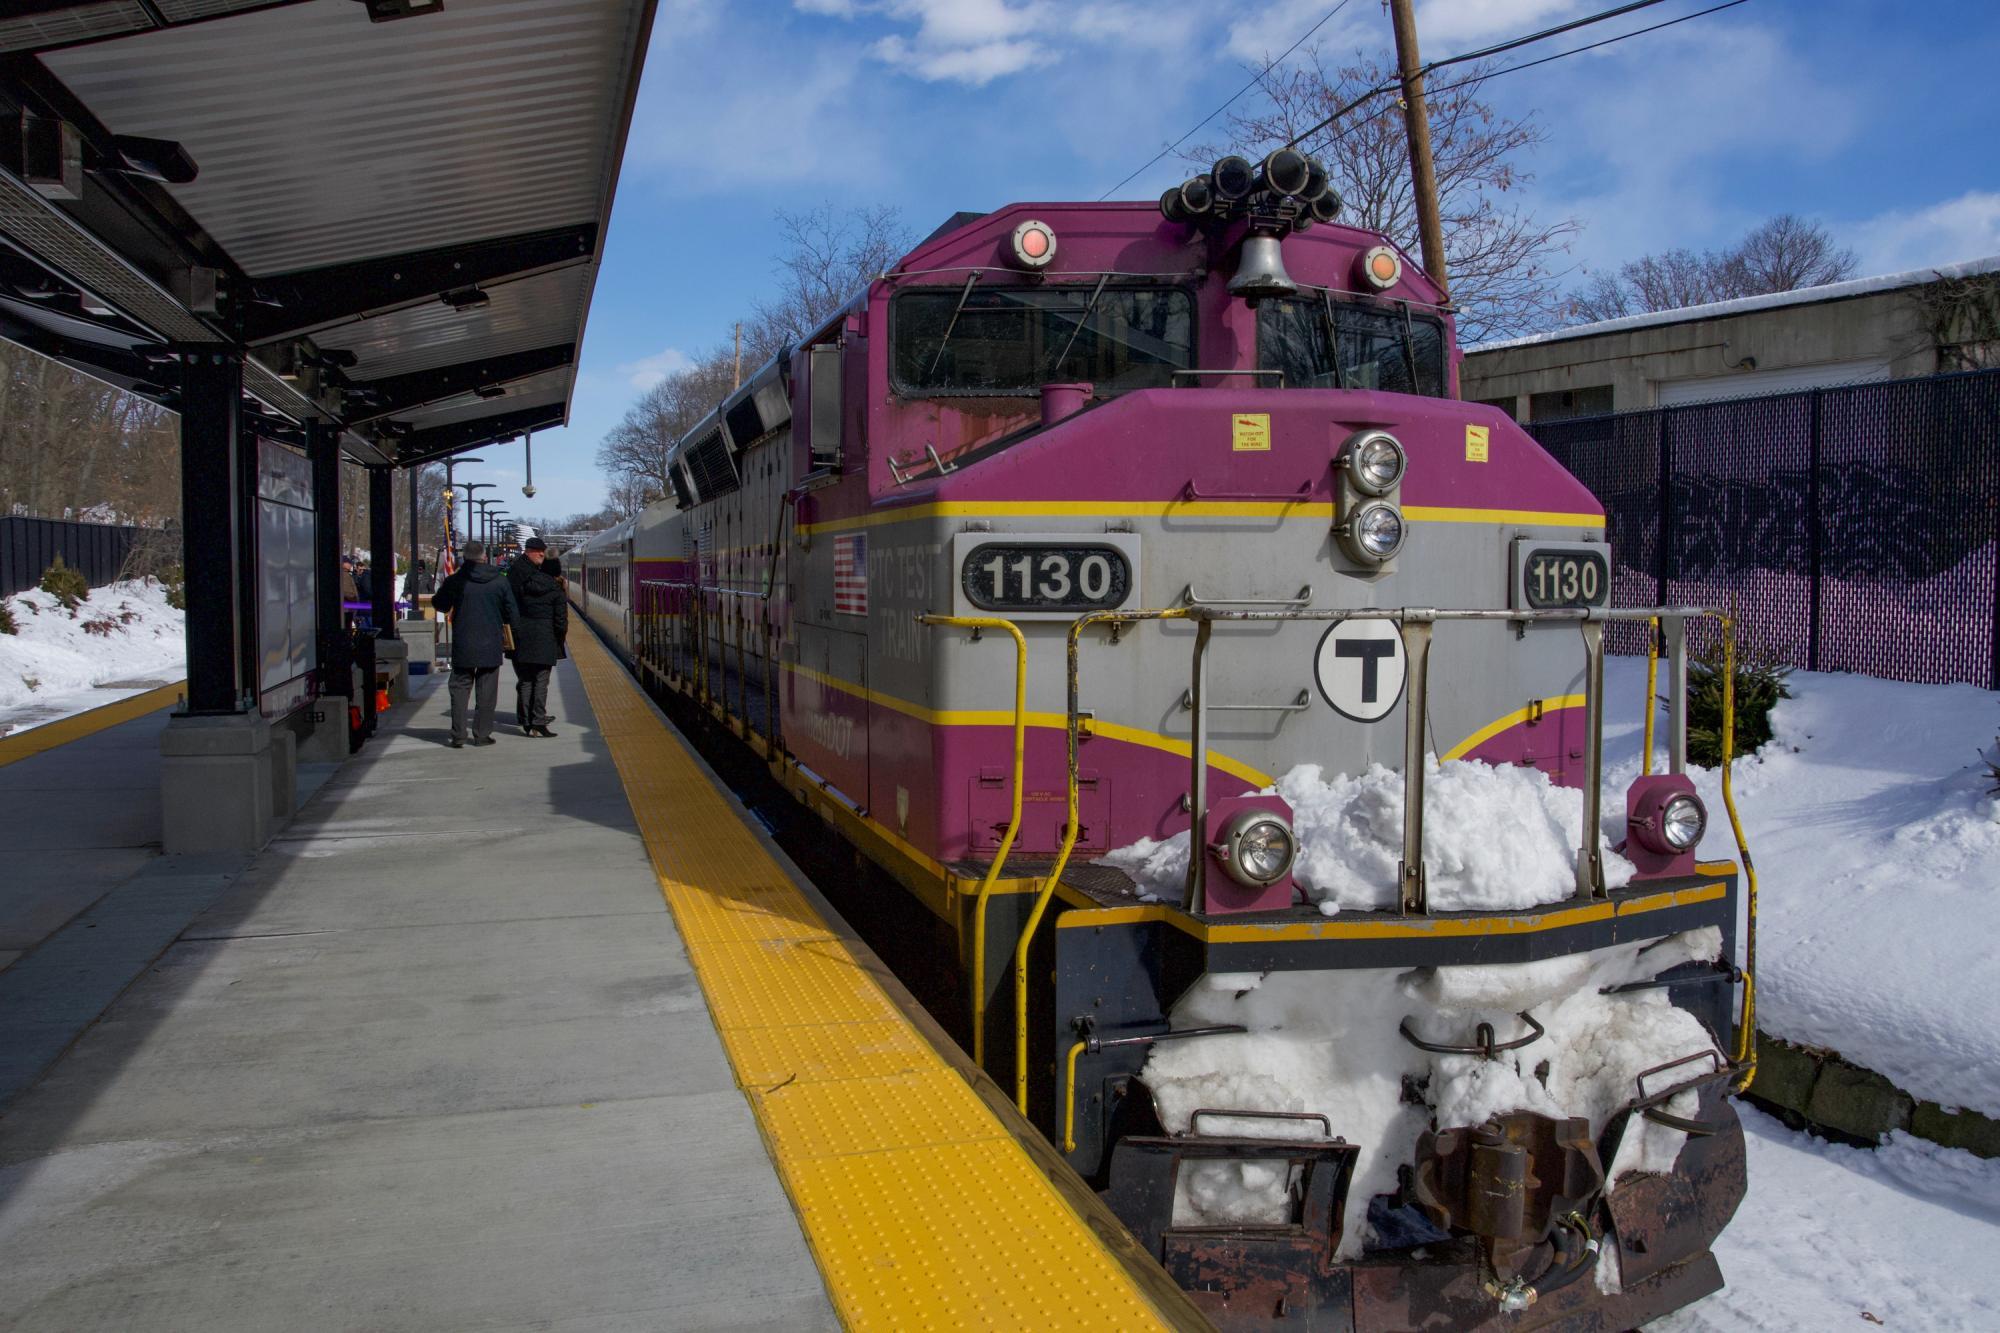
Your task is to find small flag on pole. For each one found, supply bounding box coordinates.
[833,533,868,616]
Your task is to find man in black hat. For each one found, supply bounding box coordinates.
[432,540,518,747]
[506,537,567,737]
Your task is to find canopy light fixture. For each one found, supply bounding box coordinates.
[110,134,197,185]
[474,384,507,399]
[441,286,489,311]
[352,0,444,21]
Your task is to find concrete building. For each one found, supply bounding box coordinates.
[1464,255,2000,421]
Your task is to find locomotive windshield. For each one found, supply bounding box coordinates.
[1258,296,1447,397]
[891,285,1193,396]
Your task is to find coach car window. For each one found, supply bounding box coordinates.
[1258,297,1446,398]
[892,285,1194,396]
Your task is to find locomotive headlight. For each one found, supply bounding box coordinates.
[1215,809,1296,887]
[1342,430,1407,496]
[1659,793,1707,850]
[1343,502,1406,564]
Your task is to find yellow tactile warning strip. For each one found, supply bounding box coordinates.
[567,630,1187,1332]
[0,681,182,768]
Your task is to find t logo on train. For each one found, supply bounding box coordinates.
[568,153,1755,1330]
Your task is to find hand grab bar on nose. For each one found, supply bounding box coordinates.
[1180,687,1311,712]
[1180,583,1312,607]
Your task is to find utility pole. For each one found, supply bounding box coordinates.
[733,321,742,389]
[1388,0,1449,300]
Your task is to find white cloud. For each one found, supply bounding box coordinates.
[872,31,1045,84]
[617,347,693,391]
[1224,0,1589,66]
[628,26,884,190]
[801,0,1196,86]
[1416,0,1589,49]
[1847,192,2000,276]
[1518,19,1859,272]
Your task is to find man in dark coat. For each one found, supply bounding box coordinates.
[431,541,518,748]
[506,537,567,737]
[403,557,436,609]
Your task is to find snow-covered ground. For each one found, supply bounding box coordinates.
[1599,657,2000,1119]
[1656,1105,2000,1331]
[0,578,184,732]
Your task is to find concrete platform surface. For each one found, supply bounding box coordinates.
[0,665,835,1331]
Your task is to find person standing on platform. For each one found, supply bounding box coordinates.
[506,537,566,737]
[432,541,518,748]
[403,557,436,616]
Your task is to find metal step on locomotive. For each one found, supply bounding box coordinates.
[567,150,1760,1331]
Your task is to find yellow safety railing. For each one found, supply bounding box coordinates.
[1632,611,1756,1090]
[916,614,1028,1067]
[917,598,1758,1119]
[1014,607,1192,1113]
[1718,616,1759,1092]
[1062,1038,1088,1153]
[1642,615,1660,776]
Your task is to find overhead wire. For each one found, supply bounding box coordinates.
[1282,0,1749,150]
[1097,0,1355,201]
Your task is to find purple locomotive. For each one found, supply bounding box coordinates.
[570,153,1756,1330]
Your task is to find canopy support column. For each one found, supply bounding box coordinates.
[161,346,280,852]
[302,418,352,763]
[369,465,409,706]
[176,348,249,716]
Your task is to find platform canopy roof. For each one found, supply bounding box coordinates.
[0,0,656,466]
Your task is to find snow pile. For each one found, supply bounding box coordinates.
[1655,1106,2000,1331]
[1142,929,1723,1256]
[1101,759,1636,913]
[0,578,184,715]
[1596,658,2000,1119]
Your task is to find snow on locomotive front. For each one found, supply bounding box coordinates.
[651,165,1754,1330]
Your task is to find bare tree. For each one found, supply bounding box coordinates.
[0,343,180,524]
[593,203,915,510]
[1210,52,1579,342]
[1568,214,1858,322]
[745,204,913,361]
[595,347,738,502]
[1725,214,1859,294]
[603,473,656,520]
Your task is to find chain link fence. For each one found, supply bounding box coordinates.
[1525,367,2000,688]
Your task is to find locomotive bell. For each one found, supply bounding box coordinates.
[1229,231,1300,305]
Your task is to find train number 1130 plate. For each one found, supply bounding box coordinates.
[959,541,1134,613]
[1509,538,1611,611]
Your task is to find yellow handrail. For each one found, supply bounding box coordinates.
[1716,615,1759,1092]
[1015,607,1191,1114]
[1642,615,1660,776]
[1062,1038,1088,1153]
[917,614,1028,1068]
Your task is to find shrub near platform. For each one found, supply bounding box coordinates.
[1689,636,1792,767]
[39,555,89,612]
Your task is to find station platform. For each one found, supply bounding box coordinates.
[0,635,1202,1331]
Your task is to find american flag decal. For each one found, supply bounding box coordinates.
[833,533,868,616]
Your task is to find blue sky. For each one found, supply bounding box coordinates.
[509,0,2000,519]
